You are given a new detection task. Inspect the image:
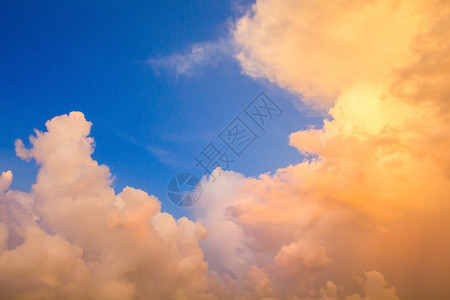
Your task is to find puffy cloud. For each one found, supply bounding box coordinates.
[0,171,12,193]
[275,239,331,271]
[1,112,216,299]
[188,0,450,299]
[233,0,432,110]
[193,170,253,277]
[359,271,399,300]
[0,110,404,299]
[242,265,275,299]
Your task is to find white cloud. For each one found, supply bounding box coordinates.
[1,112,216,299]
[147,39,233,76]
[0,171,12,193]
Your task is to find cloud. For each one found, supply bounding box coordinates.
[0,171,12,193]
[147,39,232,76]
[0,112,404,300]
[2,0,450,299]
[1,112,216,299]
[233,0,430,110]
[189,0,450,299]
[275,239,331,270]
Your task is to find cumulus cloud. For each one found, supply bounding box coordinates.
[1,112,216,299]
[0,171,12,193]
[233,0,432,110]
[275,239,331,271]
[0,112,404,299]
[189,0,450,299]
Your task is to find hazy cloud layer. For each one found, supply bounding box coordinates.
[147,40,232,76]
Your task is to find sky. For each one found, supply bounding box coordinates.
[0,0,321,218]
[1,0,450,299]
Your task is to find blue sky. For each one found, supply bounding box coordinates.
[0,0,322,218]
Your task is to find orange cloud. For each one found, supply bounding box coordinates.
[2,0,450,299]
[191,0,450,298]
